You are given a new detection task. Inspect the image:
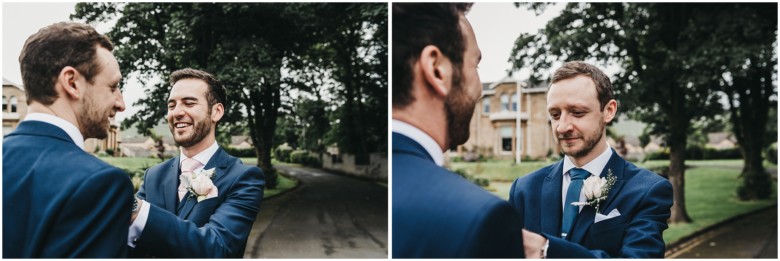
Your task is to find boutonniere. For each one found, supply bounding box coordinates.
[180,168,219,202]
[572,169,617,214]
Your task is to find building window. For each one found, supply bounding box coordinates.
[500,94,509,111]
[511,93,518,111]
[482,97,490,113]
[2,96,6,112]
[10,96,17,113]
[501,127,513,152]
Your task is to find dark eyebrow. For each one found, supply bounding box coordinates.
[168,97,199,103]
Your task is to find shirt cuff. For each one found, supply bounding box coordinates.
[127,200,151,247]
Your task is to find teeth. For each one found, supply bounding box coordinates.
[176,123,191,128]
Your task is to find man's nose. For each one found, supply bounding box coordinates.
[115,91,126,112]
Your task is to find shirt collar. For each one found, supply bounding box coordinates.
[392,119,444,166]
[23,113,85,150]
[179,140,220,167]
[562,143,613,177]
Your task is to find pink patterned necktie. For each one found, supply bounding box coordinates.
[178,157,203,201]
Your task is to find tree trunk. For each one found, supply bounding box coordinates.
[668,136,692,223]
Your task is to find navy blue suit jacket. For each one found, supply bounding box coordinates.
[132,147,265,257]
[3,121,133,257]
[392,133,524,258]
[509,150,673,258]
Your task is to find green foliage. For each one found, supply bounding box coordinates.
[274,146,293,163]
[289,150,321,167]
[72,3,388,189]
[767,143,777,165]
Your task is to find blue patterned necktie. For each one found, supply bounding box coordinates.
[561,168,590,238]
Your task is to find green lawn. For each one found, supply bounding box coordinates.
[451,158,777,246]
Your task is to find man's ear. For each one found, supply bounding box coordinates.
[211,103,224,123]
[419,45,452,97]
[603,99,618,123]
[57,66,82,100]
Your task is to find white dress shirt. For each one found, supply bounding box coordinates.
[392,119,444,166]
[23,113,85,149]
[128,141,220,247]
[560,144,613,212]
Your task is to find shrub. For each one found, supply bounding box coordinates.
[224,147,256,158]
[767,144,777,165]
[452,168,490,187]
[274,147,293,162]
[290,150,308,164]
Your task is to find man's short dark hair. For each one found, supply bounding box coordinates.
[19,22,114,105]
[551,61,615,110]
[169,68,228,112]
[392,3,473,108]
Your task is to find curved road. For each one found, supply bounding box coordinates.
[244,165,388,258]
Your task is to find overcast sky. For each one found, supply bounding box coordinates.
[467,3,564,84]
[3,2,144,122]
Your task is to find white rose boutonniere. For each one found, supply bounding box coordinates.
[572,169,617,214]
[180,168,218,202]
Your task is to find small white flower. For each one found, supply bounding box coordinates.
[571,169,617,214]
[182,168,218,202]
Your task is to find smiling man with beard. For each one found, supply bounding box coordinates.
[508,61,673,258]
[3,21,131,258]
[391,3,524,258]
[127,68,265,257]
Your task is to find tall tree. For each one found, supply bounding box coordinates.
[510,3,742,223]
[72,3,374,188]
[690,4,777,199]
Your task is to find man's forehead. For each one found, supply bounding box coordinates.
[169,79,207,99]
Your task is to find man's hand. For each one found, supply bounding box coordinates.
[522,229,547,258]
[130,198,143,224]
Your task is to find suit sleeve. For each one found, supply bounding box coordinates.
[463,200,525,258]
[44,167,133,257]
[508,178,525,217]
[546,178,673,258]
[134,166,265,257]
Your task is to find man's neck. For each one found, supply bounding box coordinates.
[393,106,447,151]
[181,135,217,158]
[27,102,80,133]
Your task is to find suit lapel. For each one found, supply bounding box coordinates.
[177,148,229,219]
[164,157,180,213]
[541,161,564,237]
[568,150,627,243]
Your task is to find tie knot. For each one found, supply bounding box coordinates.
[570,168,590,180]
[181,157,202,172]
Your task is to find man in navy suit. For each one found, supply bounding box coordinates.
[509,61,673,258]
[392,3,524,258]
[3,22,132,257]
[127,68,265,257]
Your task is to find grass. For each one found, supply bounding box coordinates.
[263,174,298,198]
[661,165,777,245]
[452,158,777,245]
[98,156,299,199]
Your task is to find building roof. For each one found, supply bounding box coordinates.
[3,78,23,90]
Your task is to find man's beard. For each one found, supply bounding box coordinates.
[445,67,476,150]
[170,110,212,148]
[78,93,111,139]
[558,120,605,158]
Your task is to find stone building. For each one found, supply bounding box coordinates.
[457,77,559,160]
[3,78,28,135]
[3,77,120,155]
